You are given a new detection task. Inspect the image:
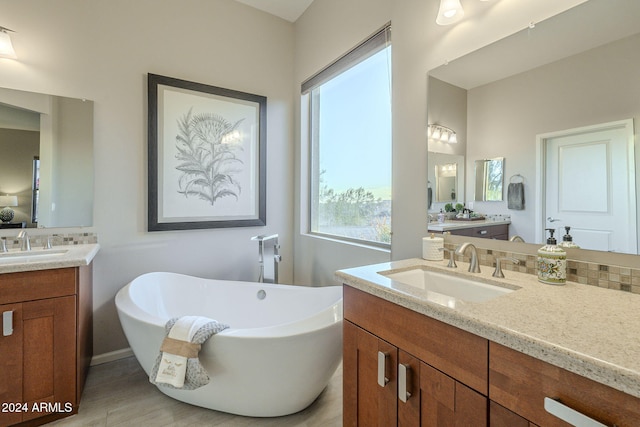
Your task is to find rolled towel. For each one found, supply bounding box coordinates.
[150,316,229,390]
[507,182,525,210]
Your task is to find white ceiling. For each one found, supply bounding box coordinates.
[234,0,314,22]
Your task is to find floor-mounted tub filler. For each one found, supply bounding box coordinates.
[115,272,343,417]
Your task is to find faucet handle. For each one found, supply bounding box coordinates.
[0,238,7,253]
[439,247,457,268]
[493,257,520,278]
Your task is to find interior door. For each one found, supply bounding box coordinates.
[543,119,637,253]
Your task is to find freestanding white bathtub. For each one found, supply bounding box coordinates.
[115,272,343,417]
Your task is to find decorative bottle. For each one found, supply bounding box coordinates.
[537,228,566,285]
[558,226,580,249]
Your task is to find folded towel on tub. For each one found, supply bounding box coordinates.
[149,316,229,390]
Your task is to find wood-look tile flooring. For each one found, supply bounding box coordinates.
[49,357,342,426]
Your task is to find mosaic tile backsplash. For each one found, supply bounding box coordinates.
[2,232,97,250]
[444,243,640,295]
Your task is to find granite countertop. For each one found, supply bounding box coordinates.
[427,219,511,232]
[0,243,100,274]
[336,258,640,399]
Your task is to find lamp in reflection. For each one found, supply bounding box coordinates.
[0,27,16,59]
[428,124,457,143]
[0,195,18,223]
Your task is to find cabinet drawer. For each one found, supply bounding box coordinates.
[344,285,488,394]
[0,268,76,304]
[450,224,508,239]
[489,342,640,426]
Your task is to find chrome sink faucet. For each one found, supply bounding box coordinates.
[455,242,480,273]
[17,230,31,252]
[493,257,520,278]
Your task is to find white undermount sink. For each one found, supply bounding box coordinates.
[0,249,68,263]
[380,267,515,304]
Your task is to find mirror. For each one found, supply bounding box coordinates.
[0,87,93,228]
[428,152,464,211]
[474,157,504,201]
[427,0,640,254]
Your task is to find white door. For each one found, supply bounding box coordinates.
[542,119,637,253]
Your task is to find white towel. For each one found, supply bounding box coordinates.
[149,316,229,390]
[154,316,211,388]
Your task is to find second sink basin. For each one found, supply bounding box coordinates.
[0,249,68,263]
[380,267,515,303]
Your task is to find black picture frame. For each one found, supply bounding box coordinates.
[148,73,266,231]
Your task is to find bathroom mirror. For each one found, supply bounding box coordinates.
[426,0,640,254]
[428,151,464,210]
[0,87,94,228]
[474,157,503,202]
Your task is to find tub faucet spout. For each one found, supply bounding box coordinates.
[455,242,480,273]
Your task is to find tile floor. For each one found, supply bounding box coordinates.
[48,357,343,426]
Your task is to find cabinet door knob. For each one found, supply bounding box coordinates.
[2,310,13,336]
[377,351,390,387]
[544,397,607,427]
[398,363,412,403]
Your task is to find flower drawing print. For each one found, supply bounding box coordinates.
[174,108,245,206]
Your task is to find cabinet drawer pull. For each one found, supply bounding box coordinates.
[377,351,390,387]
[477,229,488,235]
[2,310,13,336]
[398,363,412,403]
[544,397,607,427]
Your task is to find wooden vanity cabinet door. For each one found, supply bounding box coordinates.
[420,362,487,426]
[21,296,76,422]
[0,303,23,426]
[344,320,398,427]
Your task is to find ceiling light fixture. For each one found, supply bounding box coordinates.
[436,0,492,26]
[0,26,16,59]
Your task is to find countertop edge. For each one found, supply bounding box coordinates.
[336,263,640,399]
[0,243,101,274]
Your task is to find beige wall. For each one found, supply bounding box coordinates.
[0,0,295,356]
[0,0,589,358]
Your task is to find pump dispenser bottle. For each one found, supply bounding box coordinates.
[537,228,566,285]
[558,226,580,249]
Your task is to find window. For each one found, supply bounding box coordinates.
[302,25,392,246]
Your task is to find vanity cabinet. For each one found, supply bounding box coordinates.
[343,285,488,426]
[489,342,640,427]
[0,265,93,427]
[446,223,508,240]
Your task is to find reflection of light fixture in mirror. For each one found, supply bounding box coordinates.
[0,195,18,223]
[428,124,457,143]
[0,27,17,59]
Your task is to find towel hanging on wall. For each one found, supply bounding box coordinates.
[507,175,525,210]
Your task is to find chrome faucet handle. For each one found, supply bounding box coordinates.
[493,257,520,278]
[43,237,53,250]
[0,238,7,253]
[439,247,457,268]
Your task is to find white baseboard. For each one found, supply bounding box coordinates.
[91,347,134,366]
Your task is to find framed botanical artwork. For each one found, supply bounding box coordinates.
[148,73,266,231]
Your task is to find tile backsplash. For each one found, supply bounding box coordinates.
[445,243,640,295]
[2,232,97,250]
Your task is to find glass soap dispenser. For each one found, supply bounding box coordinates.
[537,228,566,285]
[558,226,580,249]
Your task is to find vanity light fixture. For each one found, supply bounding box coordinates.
[0,195,18,223]
[428,124,458,144]
[0,26,16,59]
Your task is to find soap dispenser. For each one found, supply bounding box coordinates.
[558,226,580,249]
[537,228,566,285]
